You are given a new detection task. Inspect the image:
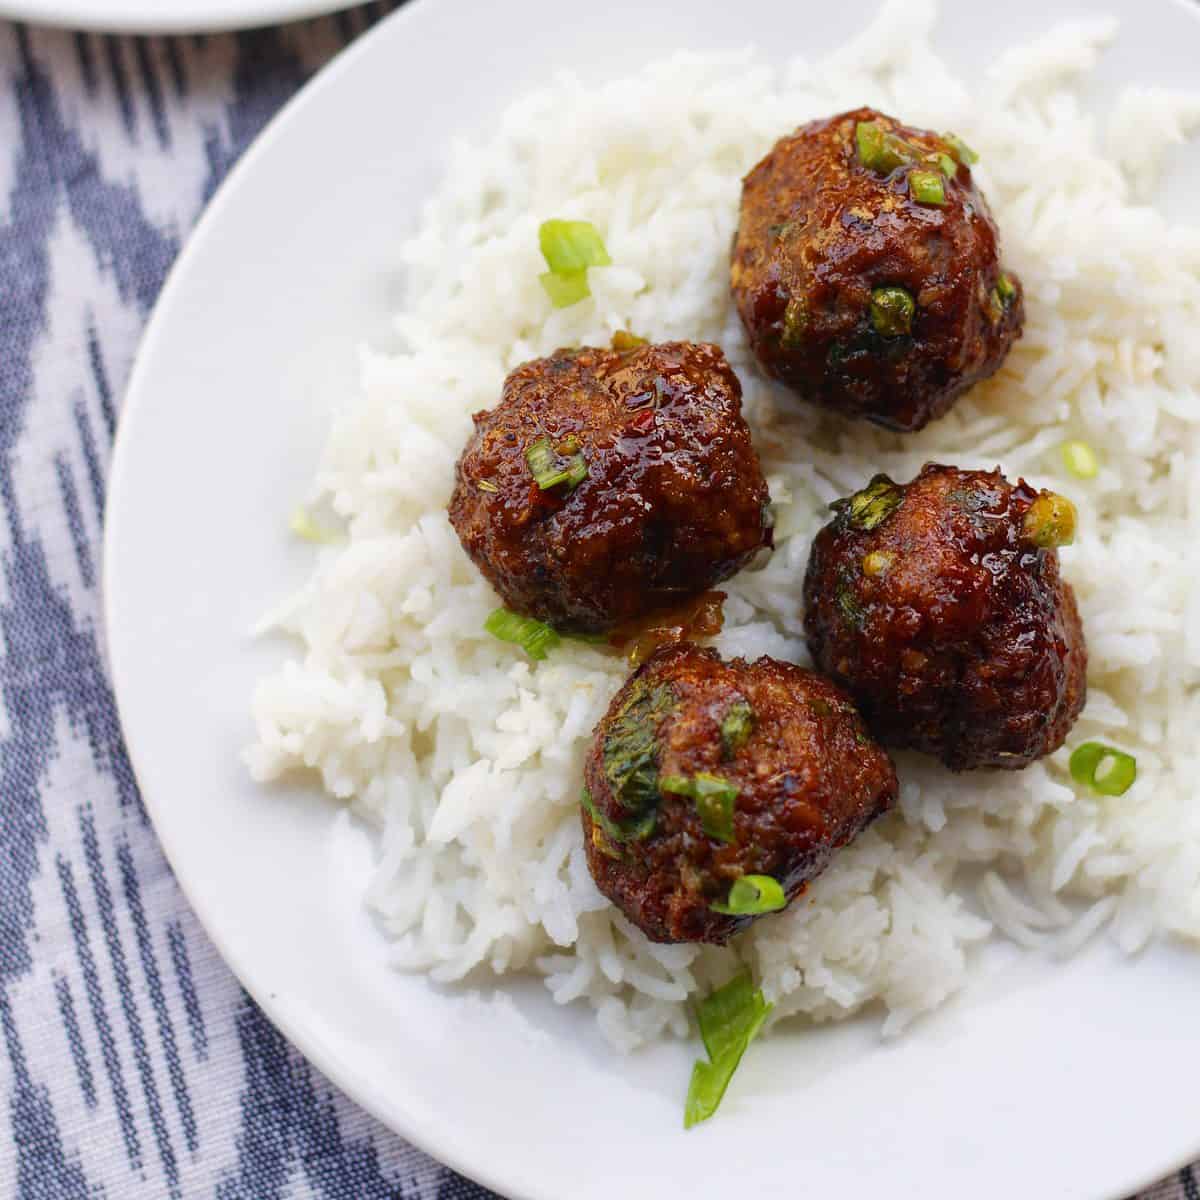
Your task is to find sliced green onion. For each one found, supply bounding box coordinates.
[935,151,958,178]
[539,269,590,308]
[562,455,588,488]
[525,437,557,484]
[909,169,946,206]
[943,132,979,165]
[719,701,755,760]
[869,286,915,337]
[476,479,499,494]
[996,272,1017,302]
[1022,492,1077,548]
[711,874,787,916]
[539,219,612,274]
[1069,742,1137,797]
[839,474,904,531]
[684,971,773,1129]
[660,773,738,843]
[1061,440,1099,480]
[289,506,338,543]
[484,607,560,661]
[525,436,588,491]
[855,120,914,174]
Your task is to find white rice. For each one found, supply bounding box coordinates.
[245,0,1200,1050]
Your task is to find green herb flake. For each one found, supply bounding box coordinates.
[580,786,654,849]
[684,971,773,1129]
[660,773,738,843]
[719,701,755,760]
[836,474,905,532]
[601,681,675,835]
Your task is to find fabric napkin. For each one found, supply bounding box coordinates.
[0,6,1191,1197]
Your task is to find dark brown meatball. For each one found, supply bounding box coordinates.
[582,643,897,944]
[731,107,1024,431]
[803,464,1087,771]
[448,341,772,634]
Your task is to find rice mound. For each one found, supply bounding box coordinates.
[246,0,1200,1050]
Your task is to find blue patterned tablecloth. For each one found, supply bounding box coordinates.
[0,6,1193,1197]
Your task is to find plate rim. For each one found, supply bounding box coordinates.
[102,0,1200,1196]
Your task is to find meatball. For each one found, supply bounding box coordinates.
[803,464,1087,771]
[581,643,897,944]
[448,340,772,634]
[731,107,1024,431]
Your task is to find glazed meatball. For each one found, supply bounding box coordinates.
[803,464,1087,771]
[731,107,1024,431]
[448,341,772,634]
[582,643,897,944]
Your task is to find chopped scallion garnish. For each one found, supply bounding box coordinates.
[289,506,338,544]
[539,269,590,308]
[909,169,946,206]
[538,219,611,309]
[684,972,773,1129]
[1061,440,1099,480]
[719,701,755,760]
[854,120,914,174]
[660,773,738,843]
[935,151,958,178]
[539,219,612,274]
[943,132,979,165]
[525,437,557,483]
[525,436,588,491]
[1069,742,1137,796]
[1022,492,1077,548]
[484,607,560,661]
[996,273,1017,302]
[869,286,915,337]
[711,874,787,916]
[476,479,499,494]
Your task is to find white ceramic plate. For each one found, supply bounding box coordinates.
[105,1,1200,1196]
[0,0,353,34]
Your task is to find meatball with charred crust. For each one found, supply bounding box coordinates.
[732,107,1023,431]
[448,340,772,634]
[803,464,1087,771]
[581,643,897,945]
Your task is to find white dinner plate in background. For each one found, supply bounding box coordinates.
[0,0,355,34]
